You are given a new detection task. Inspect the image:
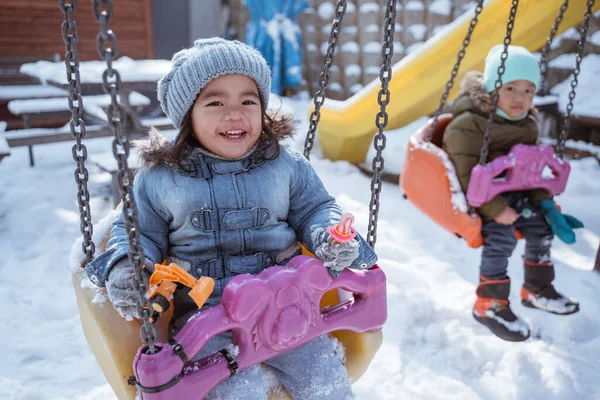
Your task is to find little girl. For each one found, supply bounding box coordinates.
[443,45,583,342]
[85,38,377,398]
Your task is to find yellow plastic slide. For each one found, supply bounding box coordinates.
[316,0,600,163]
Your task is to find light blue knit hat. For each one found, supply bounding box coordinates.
[482,44,540,93]
[157,38,271,127]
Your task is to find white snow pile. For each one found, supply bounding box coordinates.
[0,96,599,400]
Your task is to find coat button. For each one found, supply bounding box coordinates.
[193,216,199,224]
[90,275,99,284]
[262,214,269,221]
[196,267,202,275]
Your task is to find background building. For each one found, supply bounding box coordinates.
[1,0,599,145]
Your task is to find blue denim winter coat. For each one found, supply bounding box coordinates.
[85,140,377,324]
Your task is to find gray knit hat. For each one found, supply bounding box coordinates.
[157,38,271,127]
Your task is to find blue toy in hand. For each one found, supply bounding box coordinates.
[539,199,584,244]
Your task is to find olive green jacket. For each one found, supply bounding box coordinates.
[443,71,551,219]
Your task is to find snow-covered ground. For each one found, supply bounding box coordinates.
[1,95,599,400]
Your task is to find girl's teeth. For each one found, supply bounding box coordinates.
[222,130,245,139]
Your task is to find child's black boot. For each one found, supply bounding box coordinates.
[521,261,579,315]
[473,277,530,342]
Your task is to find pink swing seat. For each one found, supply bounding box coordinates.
[132,255,387,399]
[467,143,571,207]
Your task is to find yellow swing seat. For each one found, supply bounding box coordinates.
[72,218,383,400]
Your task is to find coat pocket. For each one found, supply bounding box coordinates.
[227,253,272,274]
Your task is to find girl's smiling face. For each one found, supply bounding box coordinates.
[191,74,263,159]
[496,79,536,119]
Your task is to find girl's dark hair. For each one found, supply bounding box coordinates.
[156,101,295,173]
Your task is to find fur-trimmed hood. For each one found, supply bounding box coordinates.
[452,71,538,120]
[134,128,170,170]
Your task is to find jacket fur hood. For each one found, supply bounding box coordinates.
[452,71,538,120]
[134,128,170,170]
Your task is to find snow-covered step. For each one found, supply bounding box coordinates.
[7,91,150,116]
[0,84,68,101]
[4,124,109,147]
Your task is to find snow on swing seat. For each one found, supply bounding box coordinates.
[400,114,484,248]
[71,211,386,400]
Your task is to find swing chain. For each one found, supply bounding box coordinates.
[427,0,484,142]
[557,0,595,159]
[480,0,519,165]
[303,0,347,160]
[367,0,396,248]
[59,0,95,264]
[92,0,157,353]
[538,0,570,97]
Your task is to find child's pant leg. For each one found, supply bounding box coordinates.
[514,207,554,263]
[195,332,267,400]
[480,219,518,279]
[265,334,354,400]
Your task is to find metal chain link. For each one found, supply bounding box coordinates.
[557,0,595,159]
[479,0,519,165]
[538,0,570,96]
[92,0,157,352]
[59,0,95,264]
[366,0,396,248]
[303,0,347,160]
[426,0,484,142]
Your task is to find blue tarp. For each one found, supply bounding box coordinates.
[244,0,309,95]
